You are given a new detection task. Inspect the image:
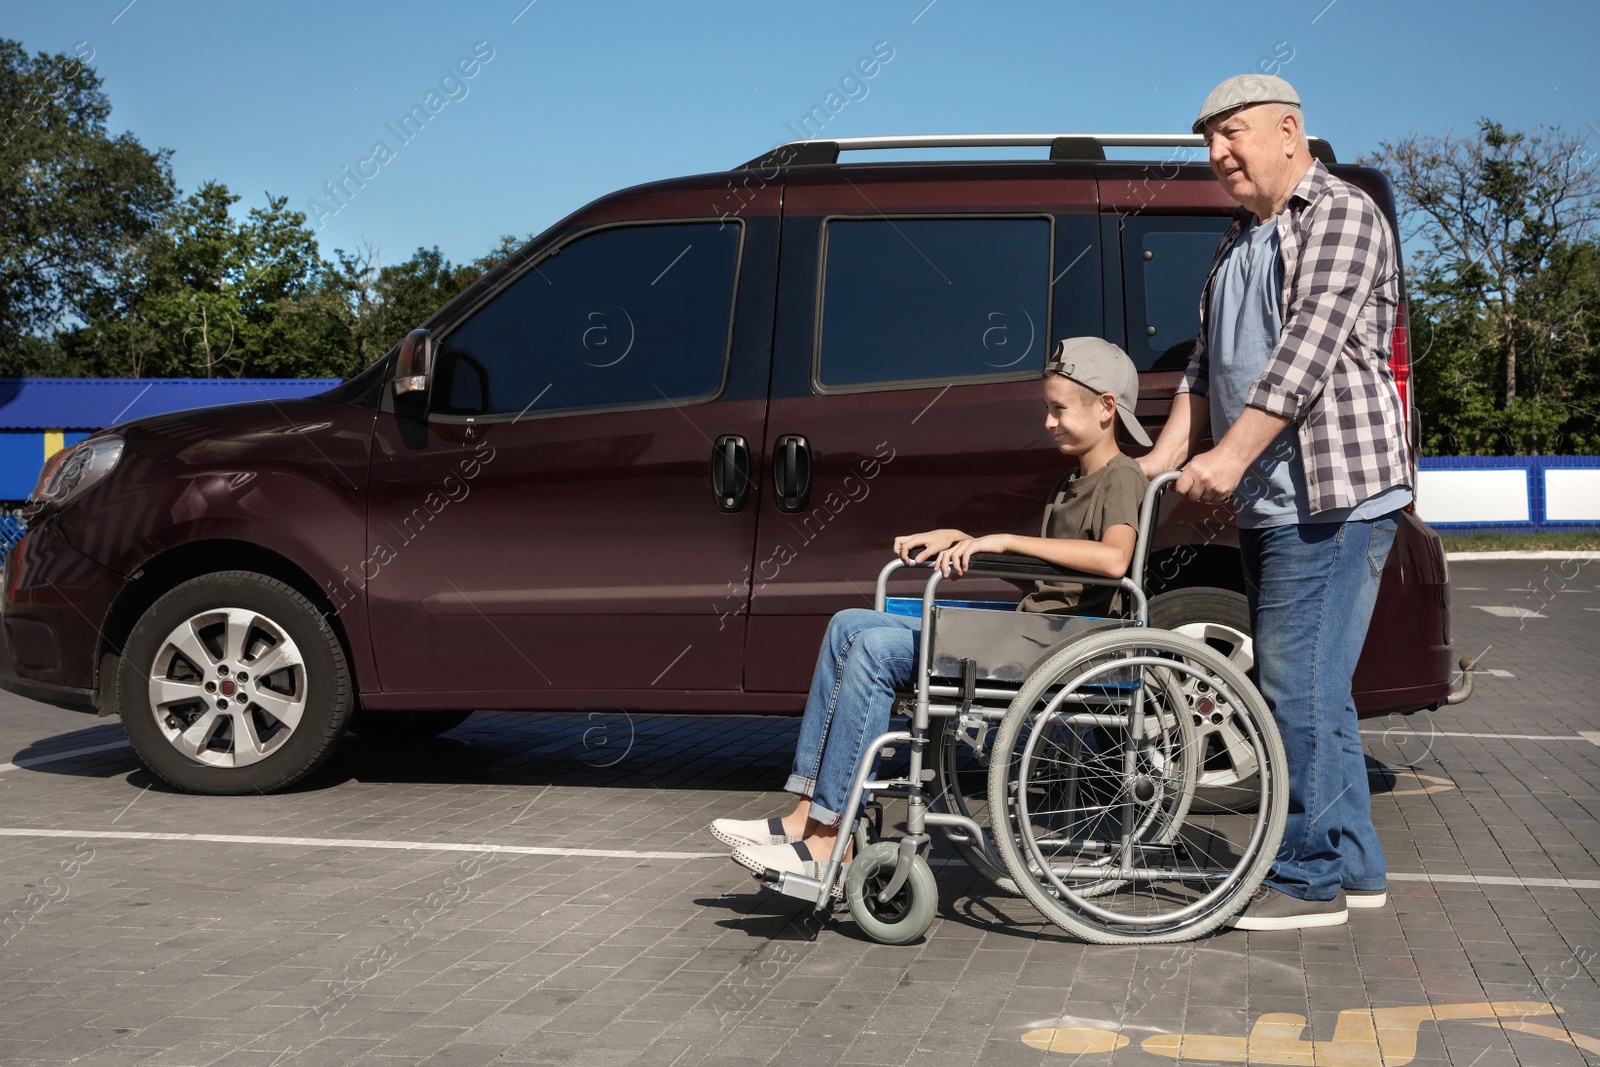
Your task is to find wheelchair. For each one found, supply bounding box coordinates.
[752,471,1288,945]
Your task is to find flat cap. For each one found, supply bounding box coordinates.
[1193,74,1300,134]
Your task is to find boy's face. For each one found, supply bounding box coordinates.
[1042,376,1115,456]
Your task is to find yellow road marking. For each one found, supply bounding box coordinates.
[1024,1001,1596,1065]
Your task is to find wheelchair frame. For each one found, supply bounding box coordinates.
[752,471,1289,945]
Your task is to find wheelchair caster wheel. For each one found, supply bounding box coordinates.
[845,842,937,945]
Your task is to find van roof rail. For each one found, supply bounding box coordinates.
[738,133,1337,169]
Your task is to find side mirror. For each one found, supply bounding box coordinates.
[394,329,433,396]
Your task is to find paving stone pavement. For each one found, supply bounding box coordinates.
[0,558,1596,1066]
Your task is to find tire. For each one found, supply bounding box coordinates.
[987,628,1286,944]
[845,842,938,945]
[1149,587,1261,814]
[117,571,354,795]
[348,710,473,741]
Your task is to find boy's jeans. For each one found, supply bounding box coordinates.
[1241,513,1400,902]
[785,608,920,826]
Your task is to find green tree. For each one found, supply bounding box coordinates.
[304,237,517,377]
[64,182,331,378]
[1363,120,1600,453]
[0,38,174,366]
[0,32,527,382]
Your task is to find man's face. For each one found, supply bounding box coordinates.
[1204,104,1295,216]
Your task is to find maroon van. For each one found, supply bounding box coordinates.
[0,134,1468,794]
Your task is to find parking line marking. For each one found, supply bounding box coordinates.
[1360,730,1583,742]
[1388,872,1600,891]
[0,740,132,773]
[1473,605,1546,618]
[1580,731,1600,748]
[0,827,722,860]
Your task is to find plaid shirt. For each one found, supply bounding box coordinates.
[1178,160,1410,514]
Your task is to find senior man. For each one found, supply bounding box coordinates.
[1139,74,1412,930]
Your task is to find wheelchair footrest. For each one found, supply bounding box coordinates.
[760,869,826,904]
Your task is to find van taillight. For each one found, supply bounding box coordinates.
[1390,303,1410,413]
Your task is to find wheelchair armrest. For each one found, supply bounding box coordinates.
[962,552,1105,584]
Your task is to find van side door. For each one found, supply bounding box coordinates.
[361,202,778,709]
[740,166,1104,695]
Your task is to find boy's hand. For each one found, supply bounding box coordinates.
[894,529,970,565]
[935,534,1012,579]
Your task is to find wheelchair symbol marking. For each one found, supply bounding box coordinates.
[1382,769,1456,796]
[1023,1001,1600,1064]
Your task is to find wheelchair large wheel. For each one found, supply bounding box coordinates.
[1150,588,1261,813]
[928,714,1018,894]
[990,641,1200,902]
[987,629,1286,944]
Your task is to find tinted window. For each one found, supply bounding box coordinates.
[1123,216,1232,371]
[434,221,740,417]
[816,217,1051,389]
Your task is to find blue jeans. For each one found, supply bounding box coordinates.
[1241,514,1400,901]
[784,608,920,826]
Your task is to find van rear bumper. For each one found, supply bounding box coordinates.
[1352,510,1455,716]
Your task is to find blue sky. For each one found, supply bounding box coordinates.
[9,0,1600,267]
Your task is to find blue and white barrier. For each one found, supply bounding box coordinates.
[1417,456,1600,533]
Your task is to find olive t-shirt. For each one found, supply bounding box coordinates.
[1016,451,1148,617]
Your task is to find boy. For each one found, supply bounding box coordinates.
[710,336,1150,885]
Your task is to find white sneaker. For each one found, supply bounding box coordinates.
[708,817,800,849]
[731,841,848,900]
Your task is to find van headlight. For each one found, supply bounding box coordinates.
[30,435,125,511]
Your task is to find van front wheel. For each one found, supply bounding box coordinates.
[117,571,354,795]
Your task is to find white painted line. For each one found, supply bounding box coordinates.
[0,827,722,861]
[0,740,132,773]
[1473,605,1546,618]
[1361,729,1582,742]
[1482,668,1515,679]
[1448,551,1600,561]
[1389,872,1600,891]
[1580,732,1600,748]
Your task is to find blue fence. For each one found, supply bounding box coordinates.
[1417,455,1600,534]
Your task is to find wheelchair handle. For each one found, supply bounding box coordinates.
[1130,469,1182,591]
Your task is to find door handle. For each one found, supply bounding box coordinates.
[772,434,811,513]
[711,435,751,513]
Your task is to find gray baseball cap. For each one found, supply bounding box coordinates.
[1193,73,1301,134]
[1044,337,1151,446]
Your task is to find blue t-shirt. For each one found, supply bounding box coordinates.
[1207,219,1412,528]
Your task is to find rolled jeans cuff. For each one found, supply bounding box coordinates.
[784,774,845,828]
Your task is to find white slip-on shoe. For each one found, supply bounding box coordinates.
[708,817,801,849]
[731,841,849,900]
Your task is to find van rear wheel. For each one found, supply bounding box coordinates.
[117,571,353,795]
